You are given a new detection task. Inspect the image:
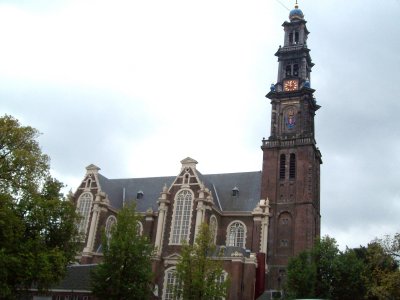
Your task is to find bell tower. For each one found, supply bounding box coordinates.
[261,3,322,291]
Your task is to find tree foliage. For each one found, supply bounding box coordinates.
[285,236,338,299]
[174,223,229,300]
[0,115,80,299]
[91,202,154,300]
[285,235,400,300]
[375,233,400,263]
[285,251,316,298]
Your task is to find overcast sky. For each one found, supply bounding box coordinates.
[1,0,399,250]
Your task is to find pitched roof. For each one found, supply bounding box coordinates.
[97,170,262,213]
[51,264,96,291]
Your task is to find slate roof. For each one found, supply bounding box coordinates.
[97,171,262,213]
[97,173,175,212]
[51,264,95,291]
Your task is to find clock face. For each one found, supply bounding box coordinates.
[283,79,299,91]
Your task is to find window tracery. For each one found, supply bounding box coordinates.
[77,192,93,235]
[226,221,246,248]
[170,190,193,245]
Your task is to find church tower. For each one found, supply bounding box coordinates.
[261,3,322,290]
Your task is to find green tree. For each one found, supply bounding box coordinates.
[174,223,229,300]
[313,236,339,299]
[91,202,153,300]
[360,242,400,300]
[285,235,400,300]
[285,251,316,299]
[331,248,365,300]
[0,115,80,299]
[284,236,340,300]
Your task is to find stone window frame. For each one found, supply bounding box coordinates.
[209,215,218,245]
[105,215,117,239]
[76,192,93,236]
[226,220,247,248]
[169,189,194,245]
[162,266,178,300]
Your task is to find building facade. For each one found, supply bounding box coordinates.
[70,4,321,300]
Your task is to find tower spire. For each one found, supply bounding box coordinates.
[261,4,322,291]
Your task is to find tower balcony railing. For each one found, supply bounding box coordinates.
[262,137,316,148]
[278,44,307,52]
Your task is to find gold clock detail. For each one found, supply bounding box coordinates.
[283,79,299,91]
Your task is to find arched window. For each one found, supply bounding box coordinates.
[170,190,194,245]
[226,221,246,248]
[209,215,218,244]
[163,267,178,300]
[77,192,93,235]
[289,153,296,179]
[278,212,292,255]
[105,215,117,239]
[279,154,286,180]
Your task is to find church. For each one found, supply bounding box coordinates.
[62,3,321,300]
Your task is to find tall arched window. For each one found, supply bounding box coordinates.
[209,215,218,245]
[170,190,193,245]
[163,267,178,300]
[280,154,286,180]
[77,192,93,235]
[226,221,246,248]
[105,215,117,239]
[289,153,296,179]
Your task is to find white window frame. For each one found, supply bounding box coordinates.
[169,189,194,245]
[162,267,178,300]
[77,192,93,235]
[226,220,247,248]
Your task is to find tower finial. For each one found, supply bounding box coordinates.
[295,0,299,9]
